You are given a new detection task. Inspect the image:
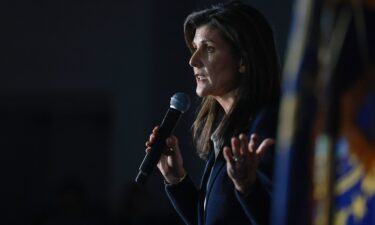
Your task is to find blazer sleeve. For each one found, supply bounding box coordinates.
[165,175,199,225]
[235,104,278,225]
[234,169,273,225]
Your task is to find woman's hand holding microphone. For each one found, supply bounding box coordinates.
[145,126,186,185]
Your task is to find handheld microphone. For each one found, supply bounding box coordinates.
[135,92,191,184]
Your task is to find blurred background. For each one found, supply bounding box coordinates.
[2,0,374,225]
[1,0,292,224]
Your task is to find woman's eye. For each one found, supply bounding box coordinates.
[207,46,215,53]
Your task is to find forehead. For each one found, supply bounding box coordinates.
[192,25,224,44]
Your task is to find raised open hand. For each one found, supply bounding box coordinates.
[223,133,275,195]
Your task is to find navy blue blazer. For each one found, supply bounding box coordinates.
[165,106,277,225]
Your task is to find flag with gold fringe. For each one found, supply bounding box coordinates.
[329,1,375,223]
[273,0,375,225]
[272,0,319,224]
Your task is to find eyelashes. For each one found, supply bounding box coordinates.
[191,45,216,54]
[206,46,215,53]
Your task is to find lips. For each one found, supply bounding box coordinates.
[195,74,208,81]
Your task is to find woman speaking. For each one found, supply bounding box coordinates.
[145,1,280,224]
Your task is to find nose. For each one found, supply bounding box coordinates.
[189,50,202,68]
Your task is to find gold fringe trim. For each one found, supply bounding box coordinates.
[340,66,375,171]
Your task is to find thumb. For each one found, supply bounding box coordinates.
[164,135,181,156]
[166,135,179,148]
[256,138,275,157]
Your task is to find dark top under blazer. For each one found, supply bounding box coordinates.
[165,106,278,225]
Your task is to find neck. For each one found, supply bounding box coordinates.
[213,89,237,114]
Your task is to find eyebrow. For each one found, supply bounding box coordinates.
[192,39,215,46]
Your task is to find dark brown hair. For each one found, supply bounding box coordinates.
[184,1,280,159]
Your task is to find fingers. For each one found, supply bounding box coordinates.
[247,133,275,156]
[152,126,159,133]
[239,134,249,156]
[149,126,159,143]
[228,134,249,161]
[248,134,258,154]
[223,146,236,180]
[220,134,247,167]
[144,125,180,157]
[256,138,275,156]
[230,136,241,158]
[223,146,234,165]
[166,135,179,148]
[144,126,159,149]
[163,136,177,155]
[162,135,181,156]
[224,133,275,194]
[229,133,275,161]
[223,134,248,172]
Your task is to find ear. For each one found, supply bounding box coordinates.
[238,59,246,73]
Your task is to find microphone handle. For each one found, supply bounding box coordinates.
[136,108,182,184]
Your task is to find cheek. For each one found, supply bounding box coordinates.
[206,58,225,76]
[211,61,239,84]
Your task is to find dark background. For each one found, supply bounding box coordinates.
[1,0,292,224]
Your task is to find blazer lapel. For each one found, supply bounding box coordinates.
[200,152,215,189]
[204,151,226,203]
[198,152,215,225]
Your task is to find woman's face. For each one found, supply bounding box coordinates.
[189,25,241,98]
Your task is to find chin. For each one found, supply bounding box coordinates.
[196,88,208,97]
[196,92,204,97]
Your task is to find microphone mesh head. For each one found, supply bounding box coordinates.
[170,92,191,113]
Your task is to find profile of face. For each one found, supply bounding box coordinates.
[189,25,241,98]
